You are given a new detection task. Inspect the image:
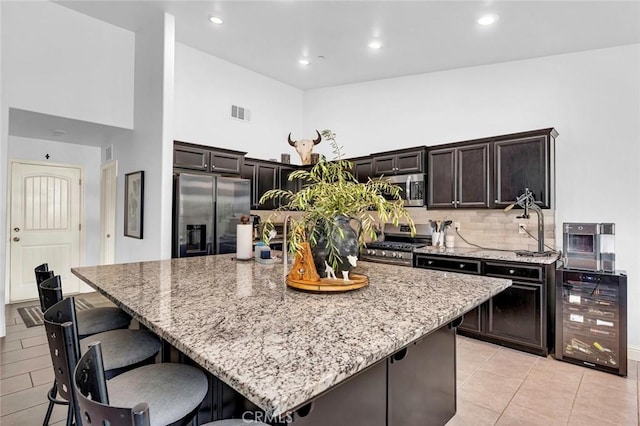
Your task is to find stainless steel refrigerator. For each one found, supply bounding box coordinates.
[172,173,251,257]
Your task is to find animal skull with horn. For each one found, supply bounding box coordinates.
[288,130,322,165]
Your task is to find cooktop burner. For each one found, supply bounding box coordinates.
[366,241,427,252]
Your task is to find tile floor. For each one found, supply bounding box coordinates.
[1,293,639,425]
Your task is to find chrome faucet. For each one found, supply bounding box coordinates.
[282,215,292,266]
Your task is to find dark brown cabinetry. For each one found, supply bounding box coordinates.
[351,157,374,183]
[372,147,426,176]
[173,141,245,175]
[427,143,490,209]
[241,159,280,210]
[493,129,556,209]
[415,254,555,356]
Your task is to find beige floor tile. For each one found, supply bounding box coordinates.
[30,367,54,387]
[0,339,23,353]
[458,370,523,413]
[0,343,50,365]
[627,360,637,379]
[0,382,53,416]
[527,356,584,394]
[0,373,32,397]
[21,333,48,348]
[496,403,567,426]
[479,347,538,380]
[457,344,497,376]
[581,367,638,394]
[568,412,623,426]
[573,382,638,425]
[0,354,51,379]
[510,377,575,422]
[446,398,501,426]
[0,401,69,426]
[3,326,46,343]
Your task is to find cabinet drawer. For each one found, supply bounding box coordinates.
[484,262,542,282]
[415,255,481,275]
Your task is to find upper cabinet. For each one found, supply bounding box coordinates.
[493,129,557,209]
[242,158,281,210]
[372,147,426,176]
[173,141,245,175]
[351,157,374,183]
[427,128,557,210]
[428,143,490,209]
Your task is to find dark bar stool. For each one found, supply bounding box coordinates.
[43,296,162,425]
[75,343,265,426]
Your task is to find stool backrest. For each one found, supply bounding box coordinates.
[39,275,64,313]
[75,343,151,426]
[36,271,56,312]
[34,263,49,273]
[43,297,82,423]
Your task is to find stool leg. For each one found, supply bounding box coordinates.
[43,382,57,425]
[65,403,73,426]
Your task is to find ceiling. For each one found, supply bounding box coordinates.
[56,1,640,90]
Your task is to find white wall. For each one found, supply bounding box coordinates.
[174,43,304,162]
[304,44,640,355]
[0,0,6,336]
[7,136,102,291]
[0,1,134,128]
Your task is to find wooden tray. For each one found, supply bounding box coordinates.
[286,273,368,293]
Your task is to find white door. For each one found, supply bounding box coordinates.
[100,161,117,265]
[9,161,82,302]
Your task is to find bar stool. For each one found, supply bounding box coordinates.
[75,343,267,426]
[43,296,162,425]
[37,272,131,338]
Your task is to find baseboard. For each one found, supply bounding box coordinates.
[628,344,640,362]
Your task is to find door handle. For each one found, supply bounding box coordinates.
[107,234,111,238]
[13,237,20,242]
[14,227,20,232]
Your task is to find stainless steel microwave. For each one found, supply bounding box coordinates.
[384,174,425,207]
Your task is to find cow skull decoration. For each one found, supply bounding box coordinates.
[288,130,322,165]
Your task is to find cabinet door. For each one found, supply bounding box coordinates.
[255,163,279,210]
[395,150,424,174]
[372,154,397,176]
[427,148,456,209]
[353,158,374,183]
[210,151,242,174]
[240,162,257,208]
[485,281,543,349]
[494,136,550,208]
[457,143,490,208]
[458,305,482,334]
[174,145,209,171]
[280,166,299,206]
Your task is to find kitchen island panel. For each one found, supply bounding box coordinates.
[72,256,510,416]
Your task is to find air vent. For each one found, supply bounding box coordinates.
[105,145,114,161]
[231,105,251,122]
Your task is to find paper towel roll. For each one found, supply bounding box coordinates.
[236,224,253,260]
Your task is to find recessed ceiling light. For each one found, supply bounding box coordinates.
[477,14,498,26]
[208,16,223,25]
[52,129,66,136]
[299,59,310,65]
[368,41,383,49]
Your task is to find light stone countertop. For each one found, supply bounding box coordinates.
[413,246,560,265]
[72,255,511,416]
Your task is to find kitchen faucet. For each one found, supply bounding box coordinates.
[504,188,548,255]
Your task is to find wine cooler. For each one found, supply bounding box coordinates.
[555,268,627,376]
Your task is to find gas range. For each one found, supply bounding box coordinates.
[360,223,431,267]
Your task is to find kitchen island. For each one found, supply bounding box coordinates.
[72,255,511,424]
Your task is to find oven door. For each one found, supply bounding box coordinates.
[383,174,425,207]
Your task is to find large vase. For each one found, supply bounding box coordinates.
[312,215,362,278]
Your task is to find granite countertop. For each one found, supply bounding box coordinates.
[72,255,511,416]
[413,246,560,265]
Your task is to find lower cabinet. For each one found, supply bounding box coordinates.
[415,254,555,356]
[289,323,457,426]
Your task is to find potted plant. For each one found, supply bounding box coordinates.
[260,129,415,278]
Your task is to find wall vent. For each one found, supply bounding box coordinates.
[231,105,251,122]
[105,144,114,161]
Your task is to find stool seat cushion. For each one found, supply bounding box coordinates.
[108,363,208,426]
[80,330,161,372]
[77,307,131,337]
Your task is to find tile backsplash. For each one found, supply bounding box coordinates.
[252,208,556,252]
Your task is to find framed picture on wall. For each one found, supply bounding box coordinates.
[124,170,144,239]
